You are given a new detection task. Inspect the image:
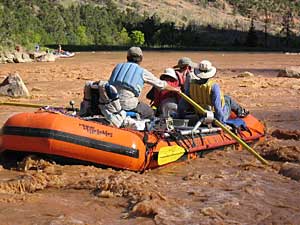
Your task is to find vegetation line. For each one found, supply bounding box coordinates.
[0,0,299,51]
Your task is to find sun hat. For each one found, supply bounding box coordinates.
[160,68,178,80]
[173,57,198,69]
[195,60,217,79]
[127,46,143,57]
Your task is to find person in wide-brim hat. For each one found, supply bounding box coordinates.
[194,60,217,79]
[160,67,178,80]
[186,59,249,125]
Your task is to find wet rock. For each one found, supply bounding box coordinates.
[22,52,33,63]
[261,145,300,162]
[130,199,159,217]
[237,71,254,77]
[13,52,25,63]
[272,129,300,140]
[0,73,30,97]
[278,67,300,78]
[0,53,7,64]
[3,52,14,63]
[279,162,300,181]
[36,53,56,62]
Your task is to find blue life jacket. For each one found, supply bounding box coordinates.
[109,62,144,97]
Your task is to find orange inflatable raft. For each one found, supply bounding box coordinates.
[0,108,265,171]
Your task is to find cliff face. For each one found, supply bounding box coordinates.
[78,0,253,30]
[60,0,288,35]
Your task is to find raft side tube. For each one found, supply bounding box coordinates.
[1,112,147,171]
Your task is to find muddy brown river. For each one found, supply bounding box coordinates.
[0,51,300,224]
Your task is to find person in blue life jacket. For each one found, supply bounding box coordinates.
[109,46,180,119]
[183,60,249,126]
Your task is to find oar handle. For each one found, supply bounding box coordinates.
[0,101,45,108]
[179,92,269,165]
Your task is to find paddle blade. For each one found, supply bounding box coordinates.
[158,145,185,166]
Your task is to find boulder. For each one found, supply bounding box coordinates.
[279,162,300,181]
[29,51,47,60]
[36,53,56,62]
[0,73,30,97]
[278,67,300,78]
[13,52,25,63]
[4,52,14,63]
[0,53,7,64]
[22,52,33,63]
[237,71,254,77]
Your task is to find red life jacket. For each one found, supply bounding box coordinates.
[149,68,190,108]
[175,70,185,90]
[152,77,181,108]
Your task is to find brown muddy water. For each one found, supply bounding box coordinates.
[0,51,300,224]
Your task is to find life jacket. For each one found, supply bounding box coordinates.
[189,79,225,111]
[152,78,180,108]
[109,62,144,97]
[174,70,186,91]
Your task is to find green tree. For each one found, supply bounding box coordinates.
[254,0,275,47]
[41,8,66,44]
[130,30,145,45]
[77,25,91,45]
[141,14,161,46]
[118,27,130,46]
[278,0,297,47]
[245,18,258,47]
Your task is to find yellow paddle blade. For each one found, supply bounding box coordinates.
[158,145,186,166]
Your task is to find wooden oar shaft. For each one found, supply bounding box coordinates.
[0,101,46,108]
[179,92,269,165]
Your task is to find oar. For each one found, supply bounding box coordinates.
[0,101,46,108]
[158,145,186,166]
[179,92,269,165]
[0,100,77,110]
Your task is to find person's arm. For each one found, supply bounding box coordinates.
[183,72,191,96]
[211,83,226,123]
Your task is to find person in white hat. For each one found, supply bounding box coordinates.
[182,60,249,124]
[147,68,181,117]
[109,47,179,119]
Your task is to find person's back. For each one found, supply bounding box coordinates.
[109,61,144,111]
[190,60,249,124]
[108,46,179,119]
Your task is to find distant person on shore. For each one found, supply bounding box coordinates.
[184,60,249,124]
[57,44,64,53]
[108,46,180,119]
[15,45,22,52]
[35,44,40,52]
